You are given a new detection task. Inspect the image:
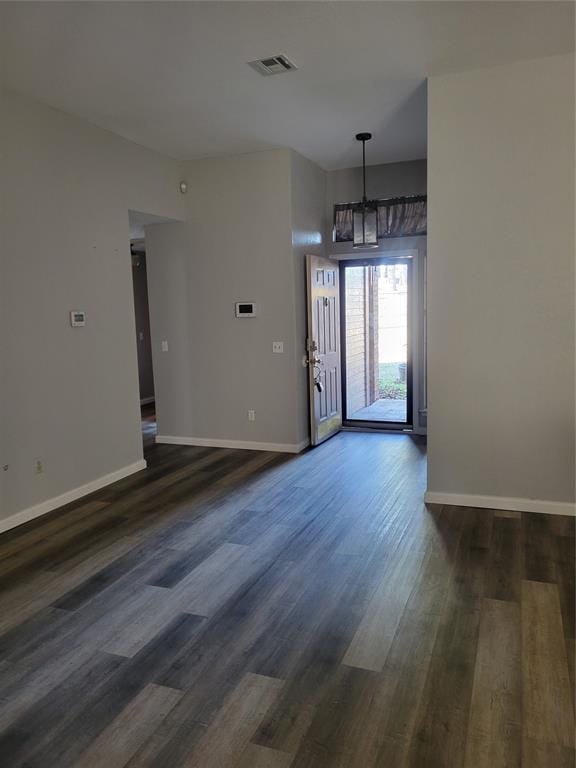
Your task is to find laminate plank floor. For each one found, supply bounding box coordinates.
[0,431,573,767]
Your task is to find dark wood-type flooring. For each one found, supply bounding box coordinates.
[0,422,574,767]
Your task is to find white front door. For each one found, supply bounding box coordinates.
[306,255,342,446]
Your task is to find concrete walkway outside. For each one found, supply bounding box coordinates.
[350,397,407,422]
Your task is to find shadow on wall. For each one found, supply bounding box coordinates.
[372,80,428,161]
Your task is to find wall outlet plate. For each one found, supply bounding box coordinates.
[272,341,284,353]
[235,302,257,318]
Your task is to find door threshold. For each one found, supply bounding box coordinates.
[341,424,414,434]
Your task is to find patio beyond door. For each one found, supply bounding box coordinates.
[341,258,412,428]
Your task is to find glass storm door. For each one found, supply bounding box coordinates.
[341,259,412,428]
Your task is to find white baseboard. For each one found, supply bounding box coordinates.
[140,397,155,406]
[156,434,309,454]
[0,459,148,535]
[424,490,575,517]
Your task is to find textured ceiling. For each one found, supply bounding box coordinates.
[1,2,573,169]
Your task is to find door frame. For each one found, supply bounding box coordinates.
[340,256,414,431]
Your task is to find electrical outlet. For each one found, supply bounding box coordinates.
[161,340,169,352]
[247,410,256,422]
[34,457,44,475]
[272,341,284,354]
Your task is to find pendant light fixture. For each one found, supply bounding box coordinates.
[353,132,378,248]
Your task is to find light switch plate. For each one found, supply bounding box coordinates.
[70,310,86,327]
[272,341,284,354]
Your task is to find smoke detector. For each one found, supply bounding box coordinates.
[248,55,298,76]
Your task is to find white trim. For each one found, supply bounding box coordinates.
[156,435,309,454]
[330,247,420,261]
[424,490,575,517]
[0,460,147,535]
[140,397,155,406]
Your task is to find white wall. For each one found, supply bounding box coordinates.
[327,158,427,203]
[0,89,185,526]
[147,149,325,451]
[426,53,575,512]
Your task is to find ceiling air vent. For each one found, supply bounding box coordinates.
[248,55,298,77]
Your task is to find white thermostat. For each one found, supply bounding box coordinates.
[235,302,257,318]
[70,310,86,327]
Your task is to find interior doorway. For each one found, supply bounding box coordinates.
[130,239,156,447]
[128,209,179,449]
[341,258,412,429]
